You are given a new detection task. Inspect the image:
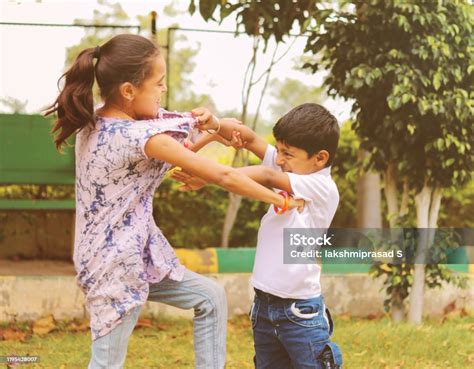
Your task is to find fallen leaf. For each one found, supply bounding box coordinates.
[443,301,456,316]
[33,315,56,336]
[67,320,89,332]
[135,319,154,329]
[2,328,27,342]
[155,323,170,331]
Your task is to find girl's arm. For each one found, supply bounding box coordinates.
[172,165,293,194]
[145,134,300,209]
[188,132,215,153]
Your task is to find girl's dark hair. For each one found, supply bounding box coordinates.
[45,34,160,150]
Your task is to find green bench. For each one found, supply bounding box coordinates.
[0,113,75,210]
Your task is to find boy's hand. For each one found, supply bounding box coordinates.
[214,130,247,149]
[171,169,208,191]
[192,107,219,131]
[288,197,305,213]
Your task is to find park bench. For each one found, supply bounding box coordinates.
[0,113,75,210]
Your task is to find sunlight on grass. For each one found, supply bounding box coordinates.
[1,315,473,368]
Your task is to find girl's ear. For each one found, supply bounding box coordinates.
[118,82,136,101]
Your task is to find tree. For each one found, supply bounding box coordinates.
[191,1,307,247]
[192,0,473,324]
[0,97,28,114]
[268,77,325,120]
[304,0,473,325]
[65,0,214,113]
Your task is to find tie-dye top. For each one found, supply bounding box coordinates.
[73,109,198,340]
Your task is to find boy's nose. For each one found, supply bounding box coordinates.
[275,156,285,166]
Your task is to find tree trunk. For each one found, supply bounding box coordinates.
[356,150,382,228]
[408,184,433,325]
[391,289,405,322]
[382,163,406,320]
[221,193,243,248]
[384,163,399,228]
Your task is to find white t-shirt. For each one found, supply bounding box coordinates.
[251,144,339,299]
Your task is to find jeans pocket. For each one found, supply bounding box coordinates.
[284,300,324,328]
[249,299,260,329]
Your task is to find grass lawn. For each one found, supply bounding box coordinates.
[1,314,473,368]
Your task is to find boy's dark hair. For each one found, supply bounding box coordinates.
[273,103,339,167]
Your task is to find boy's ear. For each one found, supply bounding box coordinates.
[118,82,136,101]
[313,150,329,167]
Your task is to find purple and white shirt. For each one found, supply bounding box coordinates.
[73,110,197,340]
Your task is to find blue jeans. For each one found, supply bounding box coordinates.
[88,269,227,369]
[251,289,342,369]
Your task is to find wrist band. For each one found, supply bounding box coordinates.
[273,191,289,215]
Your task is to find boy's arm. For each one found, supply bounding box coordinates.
[191,108,268,160]
[236,166,293,194]
[217,118,268,160]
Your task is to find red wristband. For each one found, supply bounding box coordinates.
[273,191,289,215]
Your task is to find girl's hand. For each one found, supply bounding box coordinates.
[171,169,208,191]
[192,107,219,131]
[288,196,305,213]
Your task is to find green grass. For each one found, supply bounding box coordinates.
[1,315,473,369]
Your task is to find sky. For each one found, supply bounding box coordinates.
[0,0,352,123]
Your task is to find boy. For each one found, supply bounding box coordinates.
[173,103,343,368]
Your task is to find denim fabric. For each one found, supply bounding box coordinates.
[251,289,335,369]
[88,269,227,369]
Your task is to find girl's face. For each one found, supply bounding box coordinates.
[130,55,167,120]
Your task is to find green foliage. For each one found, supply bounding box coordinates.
[65,0,131,67]
[268,78,326,121]
[303,0,473,192]
[0,97,28,114]
[65,0,214,113]
[190,0,318,41]
[153,179,267,248]
[196,0,473,191]
[439,179,474,228]
[330,121,359,227]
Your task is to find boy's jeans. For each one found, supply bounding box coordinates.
[88,269,227,369]
[251,288,342,369]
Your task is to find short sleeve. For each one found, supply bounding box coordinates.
[262,144,281,171]
[286,171,338,205]
[125,114,198,160]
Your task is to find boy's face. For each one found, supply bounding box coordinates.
[275,141,329,174]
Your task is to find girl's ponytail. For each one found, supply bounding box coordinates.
[45,47,97,151]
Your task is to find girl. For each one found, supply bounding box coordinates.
[46,34,301,369]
